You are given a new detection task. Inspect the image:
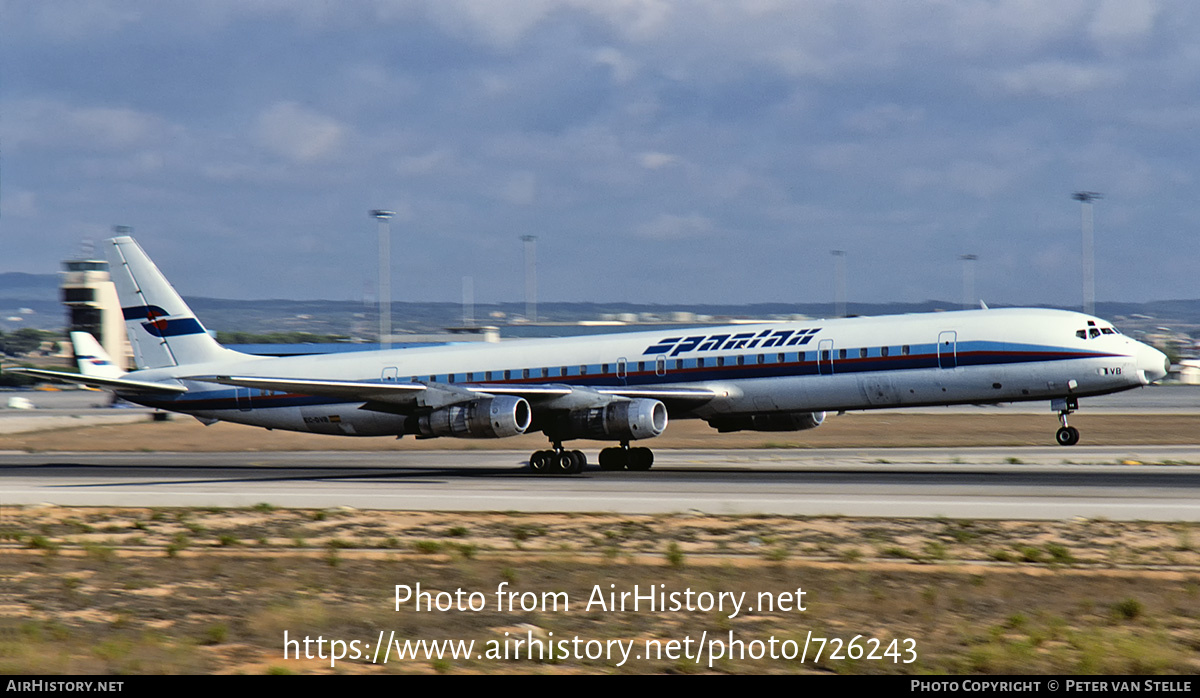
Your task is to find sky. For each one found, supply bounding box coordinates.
[1,0,1198,309]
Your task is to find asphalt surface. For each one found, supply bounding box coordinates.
[5,447,1199,520]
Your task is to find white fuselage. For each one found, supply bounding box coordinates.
[122,307,1169,439]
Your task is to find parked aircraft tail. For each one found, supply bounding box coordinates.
[70,331,124,379]
[106,236,242,369]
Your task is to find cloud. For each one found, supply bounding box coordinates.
[254,102,345,163]
[1089,0,1160,46]
[995,61,1124,97]
[638,151,678,169]
[5,99,174,152]
[633,213,714,241]
[3,190,38,218]
[844,104,925,135]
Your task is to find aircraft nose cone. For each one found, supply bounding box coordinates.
[1136,343,1170,384]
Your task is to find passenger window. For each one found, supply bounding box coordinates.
[859,348,868,358]
[504,370,511,380]
[838,349,847,360]
[758,354,765,364]
[737,355,745,366]
[601,363,609,374]
[881,346,889,357]
[580,365,588,375]
[674,359,683,370]
[778,353,785,363]
[697,358,705,368]
[902,345,910,355]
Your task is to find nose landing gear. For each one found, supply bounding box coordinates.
[1053,397,1080,446]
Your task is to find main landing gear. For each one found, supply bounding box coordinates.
[528,442,655,474]
[598,443,654,471]
[1054,396,1081,446]
[529,443,587,474]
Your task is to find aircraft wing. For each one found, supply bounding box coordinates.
[186,375,428,405]
[187,375,716,408]
[6,367,188,394]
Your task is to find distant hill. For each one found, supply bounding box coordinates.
[0,273,1197,340]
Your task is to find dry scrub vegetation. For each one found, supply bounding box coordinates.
[5,506,1200,674]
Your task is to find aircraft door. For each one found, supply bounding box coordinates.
[818,339,834,375]
[235,387,252,411]
[938,331,958,369]
[382,367,399,382]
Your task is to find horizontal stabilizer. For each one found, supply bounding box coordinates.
[6,367,188,394]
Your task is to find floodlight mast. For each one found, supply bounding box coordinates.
[830,250,847,318]
[959,254,978,310]
[1071,192,1103,316]
[520,235,537,323]
[370,209,395,350]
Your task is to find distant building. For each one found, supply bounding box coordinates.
[60,256,132,369]
[1174,359,1200,385]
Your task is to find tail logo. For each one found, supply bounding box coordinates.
[122,305,206,338]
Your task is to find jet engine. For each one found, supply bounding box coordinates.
[410,396,532,438]
[545,398,668,441]
[707,411,826,433]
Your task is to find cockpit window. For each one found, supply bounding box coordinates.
[1076,330,1087,339]
[1089,328,1101,338]
[1100,328,1115,335]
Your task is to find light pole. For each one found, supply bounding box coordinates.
[831,250,847,318]
[520,235,537,323]
[959,254,977,310]
[462,276,474,327]
[370,209,395,349]
[1071,191,1103,316]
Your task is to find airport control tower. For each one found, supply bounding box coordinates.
[60,245,132,370]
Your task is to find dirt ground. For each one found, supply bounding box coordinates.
[5,507,1200,674]
[5,411,1200,452]
[5,412,1200,674]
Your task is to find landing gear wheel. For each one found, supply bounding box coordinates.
[556,450,586,474]
[627,447,654,471]
[529,450,553,472]
[532,445,585,475]
[598,447,627,471]
[1055,426,1080,446]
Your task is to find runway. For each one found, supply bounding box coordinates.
[4,447,1200,520]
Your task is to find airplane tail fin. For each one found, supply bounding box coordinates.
[106,236,242,369]
[70,331,124,379]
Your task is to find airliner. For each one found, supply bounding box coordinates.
[12,236,1170,474]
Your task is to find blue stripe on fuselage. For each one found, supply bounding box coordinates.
[132,341,1124,412]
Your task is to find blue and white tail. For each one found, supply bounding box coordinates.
[71,331,124,379]
[106,236,243,369]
